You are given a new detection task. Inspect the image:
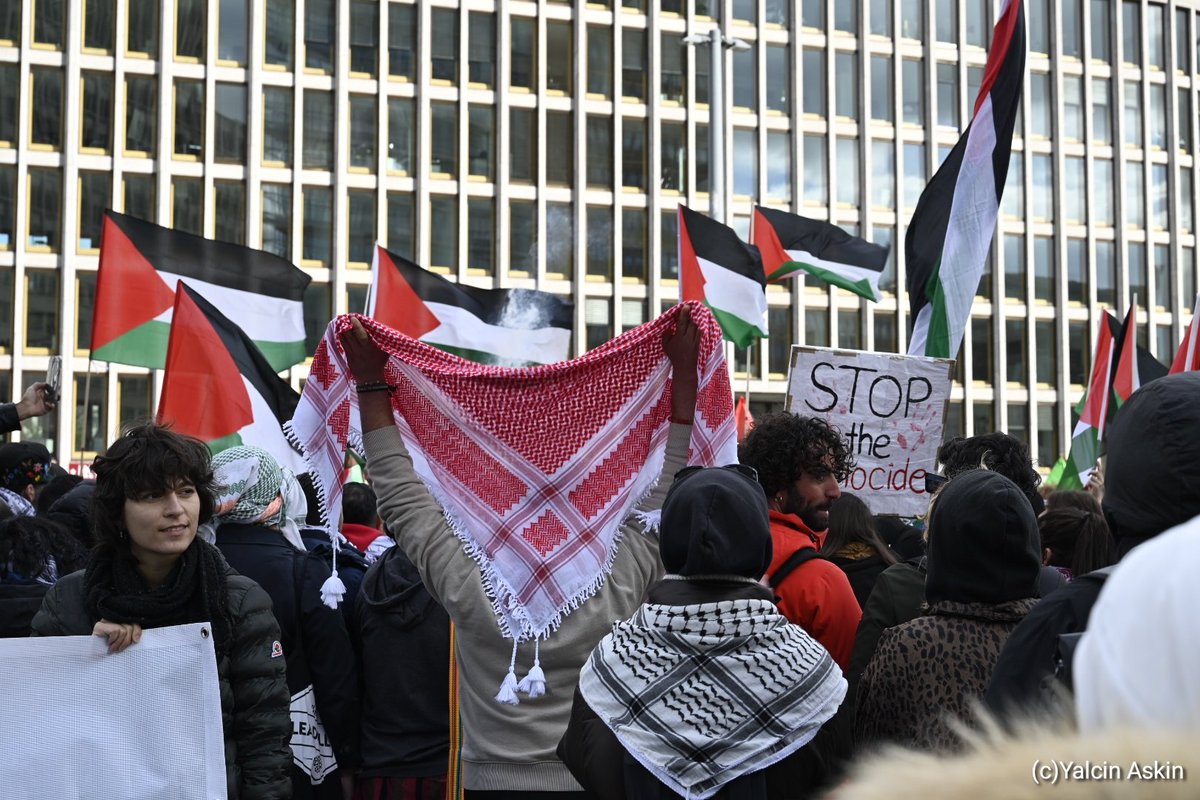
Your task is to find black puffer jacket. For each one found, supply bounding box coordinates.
[30,568,292,799]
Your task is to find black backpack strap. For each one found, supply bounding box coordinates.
[768,547,824,589]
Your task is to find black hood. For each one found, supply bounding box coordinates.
[1104,372,1200,552]
[925,470,1040,605]
[360,545,437,628]
[660,466,772,579]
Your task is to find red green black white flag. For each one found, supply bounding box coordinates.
[93,211,311,371]
[1169,293,1200,374]
[367,244,573,365]
[678,205,768,349]
[753,206,888,302]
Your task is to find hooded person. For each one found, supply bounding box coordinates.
[207,446,362,800]
[986,372,1200,719]
[559,466,849,800]
[855,471,1040,752]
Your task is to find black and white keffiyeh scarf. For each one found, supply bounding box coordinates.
[579,598,847,799]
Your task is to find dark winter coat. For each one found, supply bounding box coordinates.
[355,545,450,778]
[216,523,362,791]
[30,568,292,800]
[301,528,368,636]
[847,557,925,704]
[0,581,49,637]
[827,549,893,609]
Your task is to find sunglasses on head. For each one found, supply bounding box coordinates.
[924,472,949,494]
[674,464,760,484]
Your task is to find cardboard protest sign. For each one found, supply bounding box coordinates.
[785,346,954,516]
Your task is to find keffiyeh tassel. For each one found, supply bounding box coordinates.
[320,535,346,609]
[495,640,521,705]
[517,639,546,698]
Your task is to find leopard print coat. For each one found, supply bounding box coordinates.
[853,598,1038,752]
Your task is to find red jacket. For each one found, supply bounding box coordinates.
[766,510,862,671]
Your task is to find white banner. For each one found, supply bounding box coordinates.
[0,623,227,800]
[785,346,954,516]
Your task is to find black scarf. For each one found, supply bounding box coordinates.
[84,538,234,658]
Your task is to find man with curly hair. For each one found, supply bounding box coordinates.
[740,412,862,670]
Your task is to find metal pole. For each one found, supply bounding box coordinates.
[709,27,725,225]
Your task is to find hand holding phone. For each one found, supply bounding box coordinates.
[46,356,62,405]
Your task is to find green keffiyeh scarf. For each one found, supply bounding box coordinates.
[200,446,308,553]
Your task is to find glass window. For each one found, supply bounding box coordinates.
[695,43,710,105]
[733,128,757,197]
[588,26,612,97]
[1147,3,1165,69]
[902,59,924,125]
[766,45,789,113]
[1094,158,1114,225]
[546,111,573,186]
[547,21,573,94]
[936,63,958,128]
[214,181,246,245]
[176,0,205,59]
[1033,236,1055,302]
[1031,72,1052,138]
[662,122,686,193]
[696,123,710,192]
[622,119,647,189]
[586,206,612,279]
[302,90,333,170]
[78,172,110,251]
[1123,81,1142,147]
[1063,76,1084,141]
[389,2,416,79]
[387,192,414,259]
[1092,78,1111,143]
[586,299,612,350]
[173,79,205,158]
[804,135,827,206]
[303,283,331,355]
[1096,239,1117,307]
[837,138,860,207]
[835,52,858,120]
[1182,169,1195,233]
[903,142,925,208]
[661,211,679,280]
[265,0,293,68]
[1154,244,1171,308]
[733,0,756,23]
[1004,234,1026,301]
[546,201,573,279]
[900,0,923,40]
[1002,152,1024,217]
[347,191,375,264]
[1179,88,1192,152]
[349,94,377,171]
[870,0,892,36]
[1176,8,1190,72]
[936,0,957,44]
[0,65,15,144]
[1122,0,1140,64]
[218,0,247,63]
[765,0,789,26]
[511,17,536,90]
[1125,161,1145,227]
[85,0,115,51]
[622,208,647,281]
[872,140,895,208]
[1006,320,1027,383]
[76,272,98,356]
[125,75,156,155]
[803,49,825,116]
[1066,238,1087,303]
[511,200,535,275]
[767,131,792,202]
[171,177,202,236]
[261,184,291,260]
[32,0,63,46]
[1091,0,1111,60]
[1151,164,1168,229]
[510,108,536,183]
[1032,154,1053,221]
[429,102,456,177]
[25,271,60,351]
[127,2,158,54]
[31,67,63,149]
[1182,250,1196,310]
[81,71,113,152]
[871,56,893,122]
[468,106,494,180]
[115,376,151,435]
[1149,85,1167,149]
[431,8,458,83]
[305,0,335,70]
[587,116,612,187]
[387,98,414,174]
[873,312,897,354]
[727,45,753,111]
[1068,320,1087,384]
[1065,156,1086,223]
[1062,0,1082,56]
[802,0,824,29]
[838,309,862,350]
[302,187,332,264]
[806,308,829,347]
[469,198,495,274]
[1032,3,1054,53]
[622,29,647,100]
[214,83,247,163]
[834,2,856,32]
[263,88,292,166]
[1128,243,1147,301]
[348,0,377,75]
[122,173,155,221]
[469,12,496,86]
[429,195,457,269]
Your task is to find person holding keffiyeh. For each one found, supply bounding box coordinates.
[209,446,362,800]
[559,466,850,800]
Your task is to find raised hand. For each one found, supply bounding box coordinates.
[340,317,389,384]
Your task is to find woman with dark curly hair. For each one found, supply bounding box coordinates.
[739,412,861,670]
[30,424,292,800]
[0,515,86,637]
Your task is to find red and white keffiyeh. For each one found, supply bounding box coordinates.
[289,302,737,644]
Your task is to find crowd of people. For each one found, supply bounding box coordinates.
[2,318,1199,800]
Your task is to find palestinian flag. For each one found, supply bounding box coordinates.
[93,211,311,371]
[752,206,888,301]
[1169,294,1200,374]
[367,244,572,366]
[157,283,307,475]
[906,0,1024,358]
[678,205,767,349]
[1060,312,1121,490]
[1110,301,1168,407]
[735,395,754,443]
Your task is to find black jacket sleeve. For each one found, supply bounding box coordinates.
[299,552,363,771]
[557,686,629,800]
[0,403,20,435]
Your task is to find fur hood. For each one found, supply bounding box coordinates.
[829,722,1199,800]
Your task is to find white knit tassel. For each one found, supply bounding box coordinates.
[494,640,521,705]
[320,535,346,609]
[517,638,546,697]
